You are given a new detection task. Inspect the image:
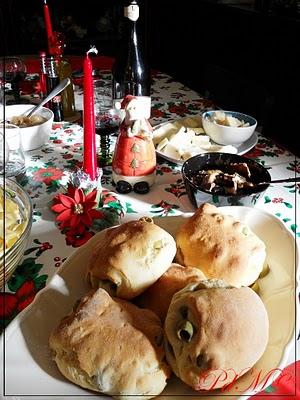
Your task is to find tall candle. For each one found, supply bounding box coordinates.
[83,47,98,180]
[43,0,54,54]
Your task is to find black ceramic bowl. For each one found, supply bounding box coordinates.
[182,152,271,208]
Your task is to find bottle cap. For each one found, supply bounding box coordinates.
[124,2,139,21]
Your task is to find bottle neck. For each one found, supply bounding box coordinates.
[112,0,150,99]
[47,57,58,78]
[40,57,47,74]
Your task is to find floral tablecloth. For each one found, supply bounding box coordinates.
[2,70,299,397]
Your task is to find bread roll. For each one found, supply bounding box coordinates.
[164,279,269,391]
[87,217,177,299]
[49,288,170,400]
[176,203,266,287]
[138,263,205,321]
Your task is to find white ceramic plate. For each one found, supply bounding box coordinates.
[153,117,258,165]
[1,207,298,399]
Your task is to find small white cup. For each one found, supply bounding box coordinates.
[0,123,25,177]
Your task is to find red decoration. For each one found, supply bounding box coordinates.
[33,166,64,185]
[83,48,98,180]
[65,225,94,247]
[43,0,54,54]
[51,188,103,229]
[252,361,299,398]
[112,95,156,188]
[0,280,36,320]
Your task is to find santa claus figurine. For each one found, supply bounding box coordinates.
[112,95,156,194]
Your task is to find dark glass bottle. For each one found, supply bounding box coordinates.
[46,56,64,122]
[112,0,150,101]
[39,51,48,99]
[55,55,76,119]
[51,32,76,119]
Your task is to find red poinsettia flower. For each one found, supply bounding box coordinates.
[170,187,182,196]
[33,167,64,185]
[195,98,216,108]
[52,123,64,130]
[244,148,264,158]
[62,153,73,159]
[272,197,284,203]
[168,103,189,116]
[0,280,37,320]
[52,188,104,229]
[15,280,36,312]
[160,166,172,173]
[151,108,165,118]
[101,190,118,205]
[0,294,17,319]
[65,225,94,247]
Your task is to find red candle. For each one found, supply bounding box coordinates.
[43,0,54,53]
[83,48,98,180]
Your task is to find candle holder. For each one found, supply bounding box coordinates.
[68,168,102,194]
[50,167,127,247]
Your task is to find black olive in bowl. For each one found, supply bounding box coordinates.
[182,153,271,208]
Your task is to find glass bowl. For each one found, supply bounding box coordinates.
[182,152,271,208]
[0,177,33,287]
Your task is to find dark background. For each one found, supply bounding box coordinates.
[1,0,299,155]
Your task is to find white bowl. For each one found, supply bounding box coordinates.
[4,104,54,151]
[202,110,257,146]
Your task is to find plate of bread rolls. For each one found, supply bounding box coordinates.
[1,203,298,399]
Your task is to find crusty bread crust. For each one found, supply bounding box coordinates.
[49,288,170,400]
[176,203,266,287]
[138,263,205,322]
[164,281,269,391]
[87,219,177,299]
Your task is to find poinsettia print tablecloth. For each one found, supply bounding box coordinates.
[2,70,299,397]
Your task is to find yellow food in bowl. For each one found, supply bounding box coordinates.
[10,114,48,128]
[0,187,27,257]
[0,179,32,286]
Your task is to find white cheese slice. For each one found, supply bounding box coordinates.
[162,142,183,159]
[226,115,242,127]
[189,127,205,135]
[156,137,169,151]
[191,135,211,149]
[168,127,192,148]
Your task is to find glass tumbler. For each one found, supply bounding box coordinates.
[94,79,122,166]
[0,132,9,175]
[0,123,25,177]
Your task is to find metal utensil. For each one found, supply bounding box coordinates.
[24,78,71,118]
[257,177,300,185]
